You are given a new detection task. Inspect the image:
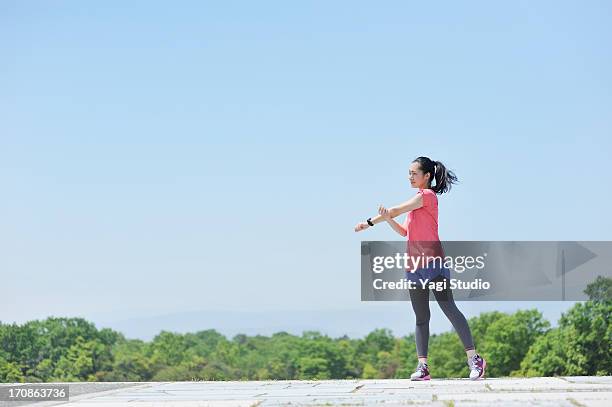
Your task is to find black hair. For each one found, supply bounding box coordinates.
[412,156,458,194]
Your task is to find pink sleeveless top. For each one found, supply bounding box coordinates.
[403,188,444,269]
[403,188,439,241]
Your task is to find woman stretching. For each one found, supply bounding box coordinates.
[354,156,487,381]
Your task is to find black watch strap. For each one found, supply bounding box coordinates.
[366,217,374,226]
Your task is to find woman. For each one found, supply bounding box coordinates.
[354,156,487,381]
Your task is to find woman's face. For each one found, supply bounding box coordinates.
[408,162,430,189]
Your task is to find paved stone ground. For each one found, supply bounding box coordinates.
[3,376,611,407]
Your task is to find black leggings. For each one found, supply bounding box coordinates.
[408,275,475,357]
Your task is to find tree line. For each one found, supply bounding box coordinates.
[1,277,610,382]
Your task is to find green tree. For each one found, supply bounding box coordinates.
[52,336,104,381]
[298,356,330,379]
[557,300,611,375]
[149,331,188,367]
[518,328,568,377]
[519,277,612,376]
[32,358,54,382]
[0,356,24,382]
[427,332,466,378]
[354,328,395,373]
[361,362,378,379]
[481,309,549,377]
[264,333,301,380]
[584,275,612,302]
[394,334,418,379]
[101,339,152,381]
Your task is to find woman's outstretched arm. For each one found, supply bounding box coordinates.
[354,193,423,235]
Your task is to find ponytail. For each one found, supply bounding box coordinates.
[412,156,458,194]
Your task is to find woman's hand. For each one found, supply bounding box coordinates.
[378,205,392,221]
[354,222,370,232]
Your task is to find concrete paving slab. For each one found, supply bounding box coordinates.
[8,377,611,407]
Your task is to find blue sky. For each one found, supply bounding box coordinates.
[1,1,611,338]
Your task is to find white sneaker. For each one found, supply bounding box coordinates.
[410,362,431,381]
[468,354,486,380]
